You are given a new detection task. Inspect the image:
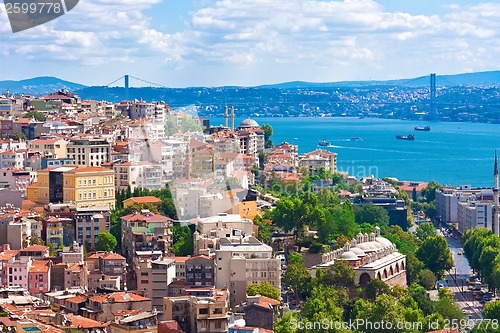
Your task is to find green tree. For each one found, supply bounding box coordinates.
[261,123,273,148]
[29,235,46,246]
[418,269,437,290]
[48,242,56,256]
[273,311,300,333]
[364,279,391,301]
[171,225,194,256]
[246,282,280,301]
[352,294,414,333]
[420,180,441,203]
[288,252,304,266]
[415,222,437,241]
[283,262,311,300]
[416,236,454,279]
[253,215,272,244]
[406,253,425,286]
[9,131,26,140]
[479,245,500,288]
[25,110,46,121]
[483,300,500,319]
[321,260,356,289]
[408,283,435,316]
[301,285,347,329]
[435,287,464,320]
[96,232,118,252]
[354,204,389,228]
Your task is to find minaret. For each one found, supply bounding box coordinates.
[224,106,229,128]
[494,150,499,236]
[230,106,235,131]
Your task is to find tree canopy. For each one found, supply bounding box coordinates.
[246,282,280,301]
[96,232,117,252]
[416,236,454,279]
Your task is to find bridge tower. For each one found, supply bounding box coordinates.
[430,73,437,118]
[124,75,130,101]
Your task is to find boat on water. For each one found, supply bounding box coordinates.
[414,126,431,131]
[396,134,415,141]
[318,140,331,146]
[350,137,363,141]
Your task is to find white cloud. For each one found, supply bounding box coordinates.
[1,0,500,85]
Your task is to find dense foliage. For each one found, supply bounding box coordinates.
[111,185,189,254]
[463,227,500,291]
[246,282,281,301]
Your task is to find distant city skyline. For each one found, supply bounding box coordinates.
[1,0,500,87]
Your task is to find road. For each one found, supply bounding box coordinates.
[444,235,483,320]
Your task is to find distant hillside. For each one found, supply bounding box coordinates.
[257,70,500,89]
[2,70,500,97]
[0,76,87,95]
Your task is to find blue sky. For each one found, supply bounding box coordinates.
[0,0,499,87]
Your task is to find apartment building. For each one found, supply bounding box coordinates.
[0,168,31,192]
[113,161,162,191]
[193,213,255,256]
[66,137,111,167]
[185,255,215,287]
[298,149,337,174]
[27,259,51,295]
[120,210,173,260]
[457,201,493,233]
[151,257,176,318]
[163,287,229,333]
[0,150,24,168]
[82,292,152,322]
[28,138,68,158]
[215,237,281,308]
[27,166,115,209]
[75,206,111,247]
[436,186,489,224]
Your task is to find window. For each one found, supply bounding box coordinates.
[83,180,86,185]
[199,308,208,315]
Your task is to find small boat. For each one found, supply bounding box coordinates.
[396,134,415,141]
[414,126,431,131]
[318,140,331,146]
[350,137,363,141]
[294,138,298,140]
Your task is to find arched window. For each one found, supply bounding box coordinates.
[359,273,371,285]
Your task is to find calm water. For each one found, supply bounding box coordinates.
[210,117,500,187]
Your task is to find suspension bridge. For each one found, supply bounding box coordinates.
[99,74,500,118]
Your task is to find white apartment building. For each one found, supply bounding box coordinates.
[298,149,337,174]
[435,186,488,224]
[215,237,281,308]
[457,201,493,234]
[113,161,162,191]
[66,137,111,167]
[194,213,255,255]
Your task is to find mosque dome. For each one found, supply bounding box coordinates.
[341,251,359,261]
[376,237,393,248]
[238,118,260,129]
[350,247,366,257]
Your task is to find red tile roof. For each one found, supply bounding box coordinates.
[89,292,150,304]
[19,245,48,252]
[124,196,161,204]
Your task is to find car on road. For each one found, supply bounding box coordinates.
[458,251,463,255]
